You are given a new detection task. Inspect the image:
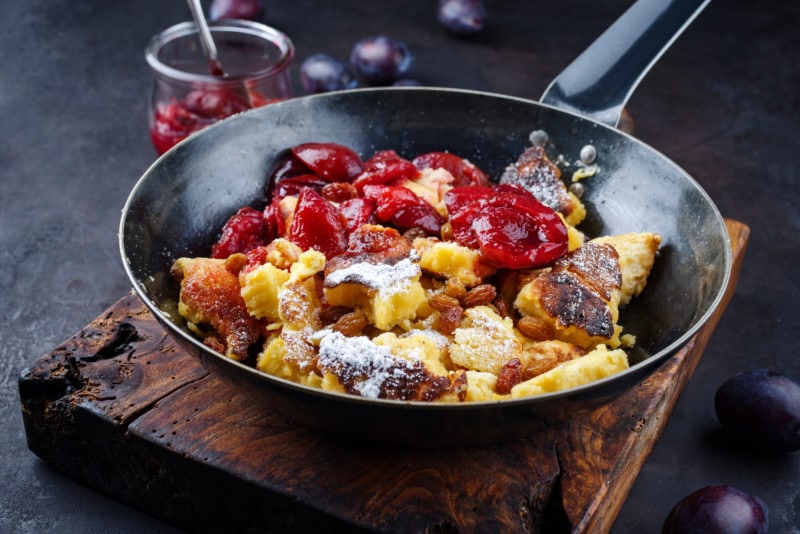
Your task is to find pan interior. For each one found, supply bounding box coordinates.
[121,87,730,402]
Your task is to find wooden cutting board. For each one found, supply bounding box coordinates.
[19,220,748,533]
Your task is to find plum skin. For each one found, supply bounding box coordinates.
[208,0,264,21]
[349,36,413,85]
[437,0,486,35]
[714,369,800,452]
[662,485,768,534]
[299,54,358,94]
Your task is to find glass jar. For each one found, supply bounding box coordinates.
[146,20,294,155]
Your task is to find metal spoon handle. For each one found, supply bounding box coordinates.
[185,0,225,76]
[540,0,711,128]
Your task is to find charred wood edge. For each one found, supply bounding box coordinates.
[18,291,368,533]
[557,219,749,533]
[19,293,199,427]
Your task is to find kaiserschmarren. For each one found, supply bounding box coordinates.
[170,141,661,402]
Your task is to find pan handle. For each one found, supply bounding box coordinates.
[540,0,711,128]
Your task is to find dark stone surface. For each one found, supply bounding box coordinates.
[1,0,797,532]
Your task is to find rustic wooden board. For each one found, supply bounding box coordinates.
[19,220,748,533]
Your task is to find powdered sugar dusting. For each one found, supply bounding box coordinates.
[324,258,420,296]
[553,242,621,301]
[465,309,518,360]
[502,161,566,210]
[402,328,450,350]
[499,145,572,213]
[317,331,415,398]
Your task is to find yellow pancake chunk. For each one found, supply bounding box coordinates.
[240,262,290,323]
[510,345,628,398]
[462,370,499,402]
[324,258,427,331]
[449,306,523,375]
[413,238,495,287]
[592,232,662,305]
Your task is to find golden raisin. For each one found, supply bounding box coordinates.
[331,310,369,336]
[463,284,497,307]
[428,293,461,312]
[440,221,454,241]
[444,277,467,300]
[521,354,560,380]
[223,253,248,273]
[437,305,464,335]
[319,305,351,324]
[517,316,555,341]
[493,297,514,319]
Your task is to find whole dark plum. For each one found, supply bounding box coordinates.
[437,0,486,36]
[299,54,358,94]
[662,485,768,534]
[715,369,800,452]
[208,0,264,21]
[349,36,414,85]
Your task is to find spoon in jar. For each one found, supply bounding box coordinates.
[185,0,226,77]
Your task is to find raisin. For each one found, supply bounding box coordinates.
[332,310,369,337]
[428,293,461,312]
[438,305,464,335]
[319,306,352,324]
[462,284,496,307]
[429,294,464,335]
[517,316,554,341]
[493,297,514,319]
[496,358,523,395]
[444,277,467,300]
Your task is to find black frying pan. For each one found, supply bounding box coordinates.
[120,0,730,447]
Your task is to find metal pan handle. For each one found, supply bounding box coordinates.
[540,0,711,128]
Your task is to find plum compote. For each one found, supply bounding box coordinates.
[223,142,568,270]
[146,20,294,154]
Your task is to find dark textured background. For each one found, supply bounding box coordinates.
[2,0,798,531]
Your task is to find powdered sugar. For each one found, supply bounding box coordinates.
[463,308,518,359]
[553,242,621,301]
[324,257,420,296]
[502,161,566,211]
[402,328,450,350]
[317,331,414,398]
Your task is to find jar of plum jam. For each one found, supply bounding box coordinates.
[145,20,294,155]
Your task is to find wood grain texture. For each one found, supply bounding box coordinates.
[19,220,748,533]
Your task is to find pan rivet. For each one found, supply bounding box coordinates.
[529,129,548,147]
[580,144,597,165]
